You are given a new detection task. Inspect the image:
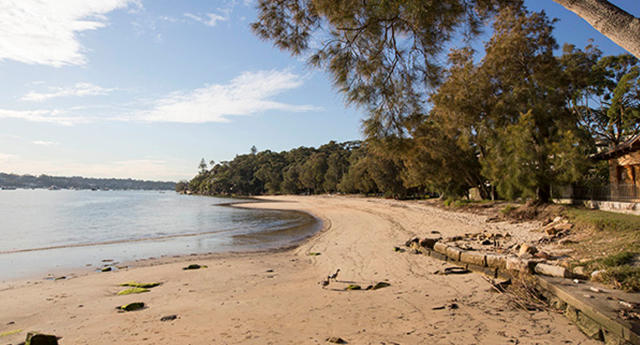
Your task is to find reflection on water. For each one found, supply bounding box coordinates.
[0,190,319,280]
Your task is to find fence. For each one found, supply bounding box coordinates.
[555,184,640,202]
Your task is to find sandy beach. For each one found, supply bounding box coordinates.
[0,195,598,345]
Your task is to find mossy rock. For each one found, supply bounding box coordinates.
[101,267,112,272]
[25,332,59,345]
[372,282,391,290]
[345,284,361,291]
[117,302,145,312]
[307,252,322,256]
[183,264,207,270]
[0,329,22,337]
[117,287,150,295]
[119,282,161,288]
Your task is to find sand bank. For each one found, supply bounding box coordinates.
[0,195,598,344]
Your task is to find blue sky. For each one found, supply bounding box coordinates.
[0,0,638,181]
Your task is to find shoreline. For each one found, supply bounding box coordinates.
[0,195,600,344]
[0,196,323,283]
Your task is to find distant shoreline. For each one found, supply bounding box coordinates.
[0,172,176,190]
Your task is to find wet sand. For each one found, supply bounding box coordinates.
[0,195,598,344]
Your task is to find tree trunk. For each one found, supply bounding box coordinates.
[553,0,640,59]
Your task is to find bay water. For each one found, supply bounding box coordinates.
[0,190,318,280]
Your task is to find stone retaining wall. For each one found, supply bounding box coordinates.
[407,238,640,345]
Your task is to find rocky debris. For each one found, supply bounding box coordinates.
[591,270,606,281]
[518,243,538,257]
[573,266,588,278]
[541,217,573,236]
[442,267,470,275]
[24,332,59,345]
[101,267,112,272]
[393,246,406,253]
[558,238,575,245]
[534,263,571,278]
[160,315,178,322]
[182,264,207,270]
[619,309,640,321]
[116,302,145,312]
[404,237,419,247]
[326,336,347,344]
[432,303,459,310]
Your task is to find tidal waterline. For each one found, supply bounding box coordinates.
[0,190,319,280]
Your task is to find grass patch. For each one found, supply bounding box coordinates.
[0,329,22,337]
[598,266,640,291]
[567,208,640,233]
[563,208,640,291]
[117,287,150,295]
[500,205,517,215]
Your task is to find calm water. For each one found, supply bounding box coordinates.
[0,190,318,280]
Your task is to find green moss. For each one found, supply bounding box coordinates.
[117,302,145,311]
[119,282,161,288]
[0,329,22,337]
[117,287,150,295]
[345,284,361,290]
[372,281,391,290]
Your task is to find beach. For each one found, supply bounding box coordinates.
[0,195,598,344]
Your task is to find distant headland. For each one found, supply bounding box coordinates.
[0,172,175,191]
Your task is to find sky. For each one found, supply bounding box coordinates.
[0,0,638,182]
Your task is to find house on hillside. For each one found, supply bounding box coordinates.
[593,134,640,201]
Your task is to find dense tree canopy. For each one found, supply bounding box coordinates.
[187,5,640,202]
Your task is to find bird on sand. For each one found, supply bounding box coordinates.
[329,268,340,281]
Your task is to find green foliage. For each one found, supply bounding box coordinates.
[116,287,150,295]
[189,3,636,203]
[252,0,520,135]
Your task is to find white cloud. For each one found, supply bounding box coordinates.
[0,109,88,126]
[32,141,59,146]
[0,0,137,67]
[138,70,318,123]
[184,12,227,27]
[21,82,114,102]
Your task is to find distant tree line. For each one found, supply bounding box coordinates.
[0,173,175,190]
[188,7,640,202]
[182,141,425,198]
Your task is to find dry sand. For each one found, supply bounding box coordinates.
[0,195,598,344]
